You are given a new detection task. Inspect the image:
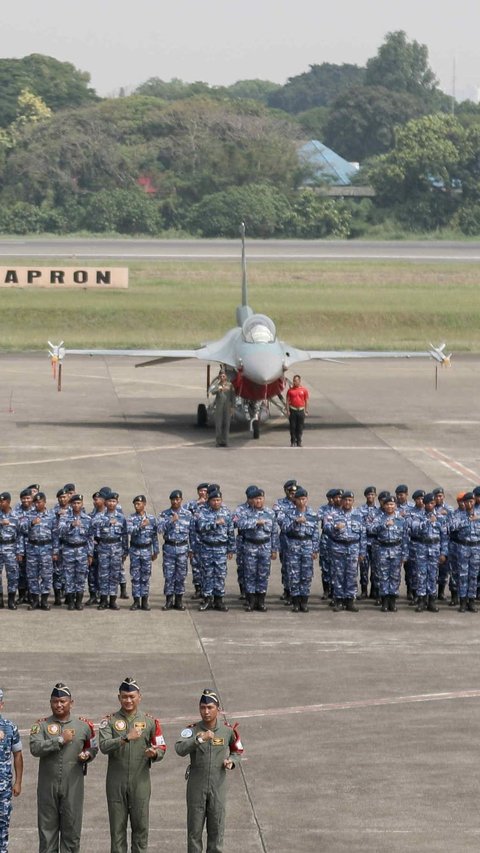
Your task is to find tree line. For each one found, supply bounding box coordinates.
[1,32,480,237]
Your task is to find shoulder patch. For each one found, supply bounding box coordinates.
[30,724,40,735]
[181,727,193,738]
[99,718,110,730]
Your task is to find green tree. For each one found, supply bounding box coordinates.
[267,63,365,113]
[186,183,291,237]
[80,188,162,234]
[365,31,440,104]
[287,190,352,237]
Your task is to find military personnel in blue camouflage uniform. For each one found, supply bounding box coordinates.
[278,486,319,613]
[158,490,191,611]
[368,494,409,612]
[405,490,426,606]
[410,493,448,613]
[447,492,466,608]
[317,489,343,605]
[237,487,279,611]
[91,491,128,611]
[58,495,94,611]
[357,487,377,598]
[126,495,159,612]
[0,688,23,853]
[449,491,480,613]
[12,488,34,605]
[185,484,209,598]
[432,487,454,601]
[197,489,235,612]
[273,480,298,605]
[0,493,22,611]
[395,484,415,599]
[232,487,259,600]
[324,490,366,612]
[20,492,59,611]
[51,489,71,606]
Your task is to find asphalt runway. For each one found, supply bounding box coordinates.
[2,352,480,852]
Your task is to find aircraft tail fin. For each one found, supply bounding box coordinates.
[236,222,253,327]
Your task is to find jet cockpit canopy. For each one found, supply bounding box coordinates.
[242,314,276,344]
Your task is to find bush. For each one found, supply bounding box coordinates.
[186,183,292,237]
[80,188,163,234]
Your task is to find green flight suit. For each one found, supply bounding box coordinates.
[175,719,240,853]
[29,713,97,853]
[99,709,165,853]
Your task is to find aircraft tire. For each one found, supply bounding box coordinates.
[252,419,260,440]
[197,403,208,427]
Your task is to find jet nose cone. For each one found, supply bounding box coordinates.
[240,348,283,385]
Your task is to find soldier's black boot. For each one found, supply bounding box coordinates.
[17,588,27,605]
[415,595,426,612]
[174,594,185,611]
[97,595,109,610]
[346,598,359,613]
[130,597,141,611]
[427,595,439,613]
[332,597,342,612]
[438,582,446,601]
[67,593,75,611]
[191,585,202,599]
[380,596,389,612]
[321,581,330,601]
[449,590,459,607]
[7,592,17,610]
[360,584,368,600]
[141,596,151,611]
[109,596,120,610]
[214,596,229,612]
[459,597,467,613]
[28,594,40,610]
[282,588,292,606]
[256,593,267,612]
[40,594,50,611]
[238,584,245,601]
[389,594,398,612]
[75,593,84,611]
[406,585,413,601]
[162,595,174,611]
[85,591,98,606]
[53,589,62,607]
[468,598,478,613]
[299,595,309,613]
[291,596,300,613]
[244,593,253,612]
[0,593,4,609]
[199,595,213,611]
[120,583,129,599]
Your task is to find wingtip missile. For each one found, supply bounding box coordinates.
[429,342,452,366]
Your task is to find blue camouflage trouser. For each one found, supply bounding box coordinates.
[236,537,245,590]
[190,548,202,589]
[319,536,331,585]
[63,546,89,594]
[448,542,458,592]
[285,541,315,597]
[130,548,153,597]
[162,544,188,595]
[330,542,360,600]
[52,556,65,592]
[88,547,99,594]
[0,546,18,594]
[374,544,403,596]
[25,545,53,595]
[97,543,123,596]
[279,533,289,590]
[243,543,271,594]
[200,545,228,597]
[360,541,374,590]
[0,786,12,853]
[415,544,441,597]
[456,543,480,599]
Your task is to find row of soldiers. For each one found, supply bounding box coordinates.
[1,480,480,614]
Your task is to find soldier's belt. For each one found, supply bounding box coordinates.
[244,536,271,543]
[287,533,313,540]
[99,537,122,544]
[201,540,226,546]
[62,541,87,548]
[28,538,52,545]
[457,539,480,545]
[411,537,440,544]
[131,542,153,548]
[164,539,188,546]
[378,540,402,547]
[332,538,359,544]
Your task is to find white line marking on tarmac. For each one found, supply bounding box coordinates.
[16,688,480,735]
[423,447,480,483]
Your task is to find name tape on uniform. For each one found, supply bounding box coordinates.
[0,267,129,289]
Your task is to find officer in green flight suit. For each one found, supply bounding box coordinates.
[99,677,166,853]
[29,682,97,853]
[175,688,243,853]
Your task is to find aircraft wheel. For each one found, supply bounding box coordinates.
[252,419,260,440]
[197,403,208,427]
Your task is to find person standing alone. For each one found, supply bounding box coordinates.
[286,375,309,447]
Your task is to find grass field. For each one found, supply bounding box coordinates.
[1,259,479,351]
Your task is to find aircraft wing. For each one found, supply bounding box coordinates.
[288,343,451,366]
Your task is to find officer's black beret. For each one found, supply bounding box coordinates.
[33,492,46,502]
[284,480,297,491]
[208,489,221,499]
[432,487,444,496]
[463,492,474,501]
[119,677,140,693]
[51,682,71,698]
[207,483,220,495]
[412,489,425,500]
[331,488,344,498]
[342,490,355,499]
[70,494,83,502]
[383,493,396,503]
[197,483,209,491]
[378,491,390,502]
[56,488,68,498]
[245,485,259,498]
[250,488,264,498]
[99,486,112,498]
[169,490,182,500]
[295,487,308,498]
[395,484,408,494]
[63,483,76,492]
[326,488,337,499]
[107,492,119,501]
[27,484,40,491]
[423,493,435,503]
[0,492,11,501]
[92,491,102,499]
[133,494,147,503]
[20,488,33,498]
[473,486,480,497]
[364,486,376,496]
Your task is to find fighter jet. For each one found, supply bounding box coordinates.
[48,225,451,439]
